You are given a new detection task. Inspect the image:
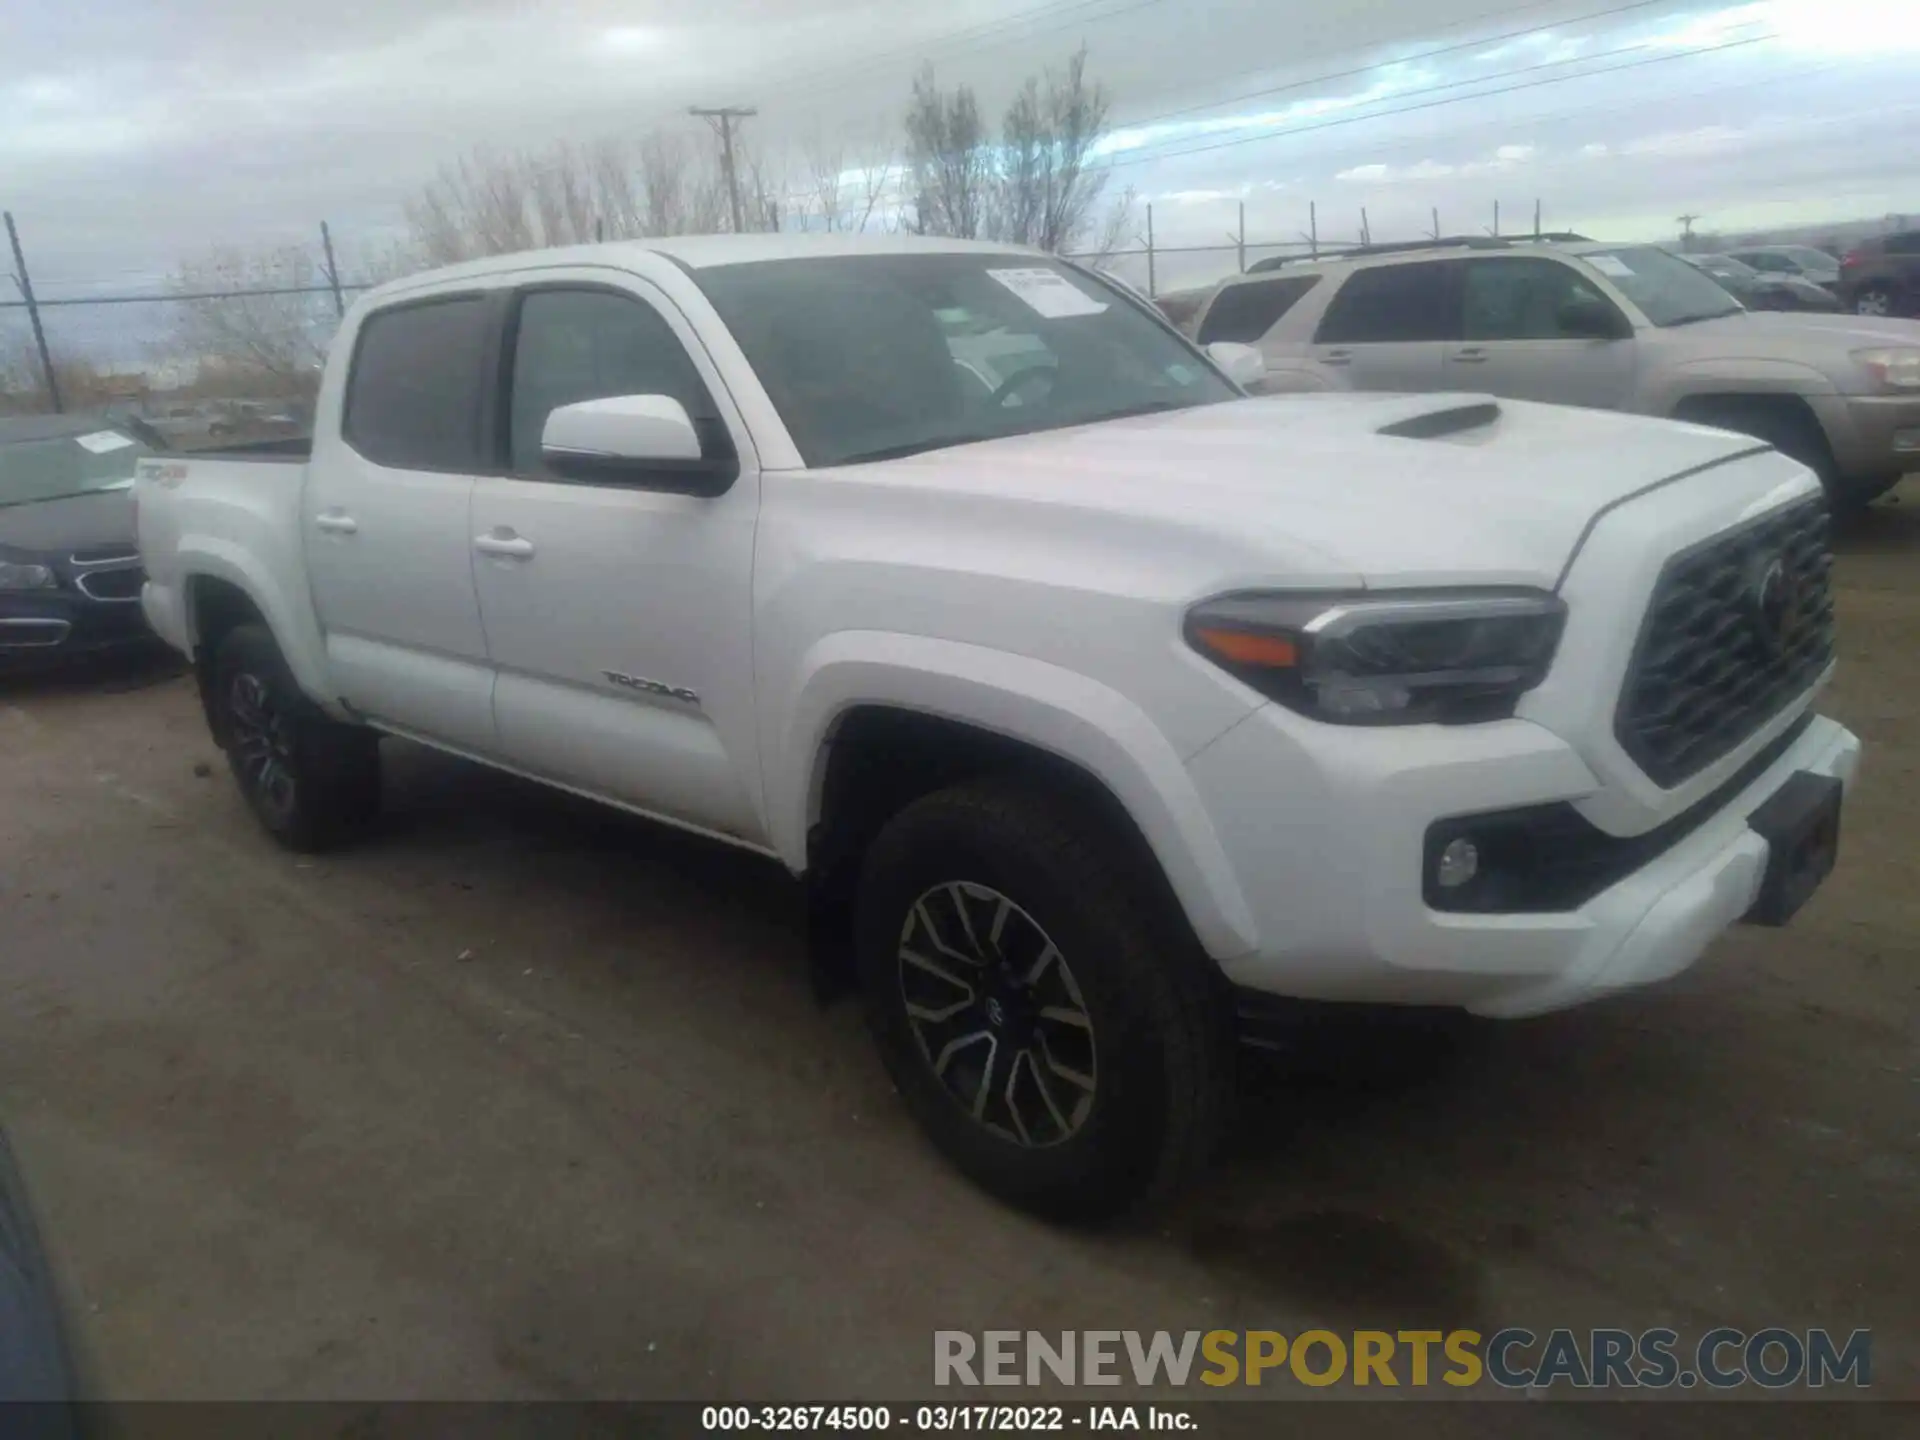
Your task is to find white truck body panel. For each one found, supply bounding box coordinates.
[138,234,1861,1018]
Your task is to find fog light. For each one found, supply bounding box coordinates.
[1435,837,1480,889]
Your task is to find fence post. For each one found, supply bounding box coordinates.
[1534,198,1542,240]
[1145,204,1156,298]
[318,221,345,317]
[1237,201,1246,273]
[1492,200,1500,237]
[1360,207,1371,247]
[1309,202,1318,258]
[4,211,62,415]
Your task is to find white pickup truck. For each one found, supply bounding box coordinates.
[138,235,1860,1219]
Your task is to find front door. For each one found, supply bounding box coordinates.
[470,280,766,845]
[1445,257,1638,409]
[304,291,500,753]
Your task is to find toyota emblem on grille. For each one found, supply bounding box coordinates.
[1751,554,1802,653]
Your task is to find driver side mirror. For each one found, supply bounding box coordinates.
[1557,297,1629,341]
[541,395,739,497]
[1206,341,1267,388]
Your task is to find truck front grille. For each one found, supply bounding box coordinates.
[1615,497,1832,788]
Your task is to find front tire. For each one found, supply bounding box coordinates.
[211,623,381,851]
[855,780,1233,1222]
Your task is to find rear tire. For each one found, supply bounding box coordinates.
[855,779,1234,1222]
[210,623,381,852]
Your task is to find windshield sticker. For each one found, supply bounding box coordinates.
[1588,255,1635,279]
[986,268,1109,319]
[75,430,135,454]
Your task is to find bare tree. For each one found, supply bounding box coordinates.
[800,128,899,233]
[905,49,1125,252]
[905,65,991,240]
[1081,184,1139,271]
[166,245,333,397]
[997,47,1117,252]
[404,132,730,265]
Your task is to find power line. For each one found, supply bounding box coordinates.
[1101,0,1677,152]
[1102,29,1777,170]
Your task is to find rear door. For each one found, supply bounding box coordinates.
[304,292,501,753]
[1310,261,1459,391]
[1445,257,1638,410]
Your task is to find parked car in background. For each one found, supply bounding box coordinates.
[1727,245,1841,290]
[138,234,1859,1217]
[1197,236,1920,508]
[1685,253,1840,312]
[0,413,163,672]
[1835,231,1920,317]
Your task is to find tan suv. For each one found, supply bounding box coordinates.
[1193,237,1920,508]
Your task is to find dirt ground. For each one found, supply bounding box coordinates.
[1,486,1916,1427]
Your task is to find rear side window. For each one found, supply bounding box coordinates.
[1315,263,1458,344]
[1196,275,1321,344]
[343,297,491,470]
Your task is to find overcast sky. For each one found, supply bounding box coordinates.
[4,0,1918,327]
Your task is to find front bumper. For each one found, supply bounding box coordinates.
[0,587,157,671]
[1186,705,1860,1018]
[1809,391,1920,487]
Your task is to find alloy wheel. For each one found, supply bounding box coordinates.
[896,881,1097,1148]
[227,672,298,822]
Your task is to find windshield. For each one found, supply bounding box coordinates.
[0,428,153,509]
[1581,245,1745,326]
[693,253,1237,467]
[1781,246,1838,271]
[1696,254,1757,280]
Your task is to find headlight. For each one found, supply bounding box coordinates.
[0,560,56,591]
[1853,347,1920,391]
[1185,590,1567,725]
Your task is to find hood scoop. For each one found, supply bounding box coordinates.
[1375,398,1503,441]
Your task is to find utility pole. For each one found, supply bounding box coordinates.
[1676,213,1701,251]
[1491,200,1501,237]
[1431,206,1441,241]
[4,211,61,414]
[1360,207,1371,247]
[690,106,758,233]
[1308,201,1318,258]
[1533,198,1542,240]
[1235,200,1245,273]
[1144,204,1156,297]
[318,220,345,317]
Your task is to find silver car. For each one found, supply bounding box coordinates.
[1194,237,1920,508]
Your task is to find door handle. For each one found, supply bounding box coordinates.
[314,512,358,535]
[474,531,535,560]
[1321,349,1353,366]
[1453,347,1489,363]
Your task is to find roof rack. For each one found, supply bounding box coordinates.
[1247,233,1592,272]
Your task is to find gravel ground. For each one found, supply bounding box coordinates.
[0,487,1914,1429]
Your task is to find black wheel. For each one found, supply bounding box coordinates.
[855,780,1233,1221]
[1852,284,1898,318]
[211,623,380,851]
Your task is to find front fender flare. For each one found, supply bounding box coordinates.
[769,631,1260,961]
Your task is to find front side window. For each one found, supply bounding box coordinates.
[1314,262,1458,344]
[693,254,1235,467]
[343,297,491,470]
[1460,258,1623,341]
[1196,275,1321,344]
[506,289,720,475]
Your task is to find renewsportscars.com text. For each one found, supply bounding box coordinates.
[934,1328,1872,1390]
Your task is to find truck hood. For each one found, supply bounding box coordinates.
[0,488,134,554]
[831,393,1781,589]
